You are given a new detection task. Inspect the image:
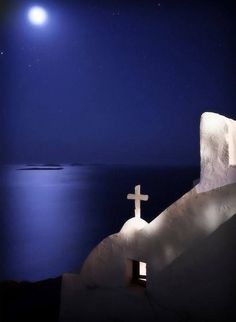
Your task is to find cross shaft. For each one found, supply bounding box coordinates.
[127,185,149,218]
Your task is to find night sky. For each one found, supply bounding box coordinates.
[1,0,236,166]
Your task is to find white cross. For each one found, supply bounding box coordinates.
[127,185,149,218]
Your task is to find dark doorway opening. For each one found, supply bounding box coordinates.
[132,260,146,287]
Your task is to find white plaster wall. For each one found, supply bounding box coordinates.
[61,183,236,320]
[78,218,148,289]
[197,112,236,193]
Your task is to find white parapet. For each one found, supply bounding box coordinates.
[197,112,236,193]
[228,118,236,166]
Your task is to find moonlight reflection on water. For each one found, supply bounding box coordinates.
[0,165,198,281]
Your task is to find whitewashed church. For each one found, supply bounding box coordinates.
[60,112,236,322]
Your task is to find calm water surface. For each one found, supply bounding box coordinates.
[0,165,199,281]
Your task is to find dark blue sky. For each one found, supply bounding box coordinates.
[1,0,236,165]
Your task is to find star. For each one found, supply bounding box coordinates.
[112,8,120,16]
[0,51,4,55]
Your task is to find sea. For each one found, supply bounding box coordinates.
[0,164,199,281]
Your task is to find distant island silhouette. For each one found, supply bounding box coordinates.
[18,167,63,170]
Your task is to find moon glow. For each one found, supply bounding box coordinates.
[28,6,48,26]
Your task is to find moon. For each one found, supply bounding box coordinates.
[28,6,48,26]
